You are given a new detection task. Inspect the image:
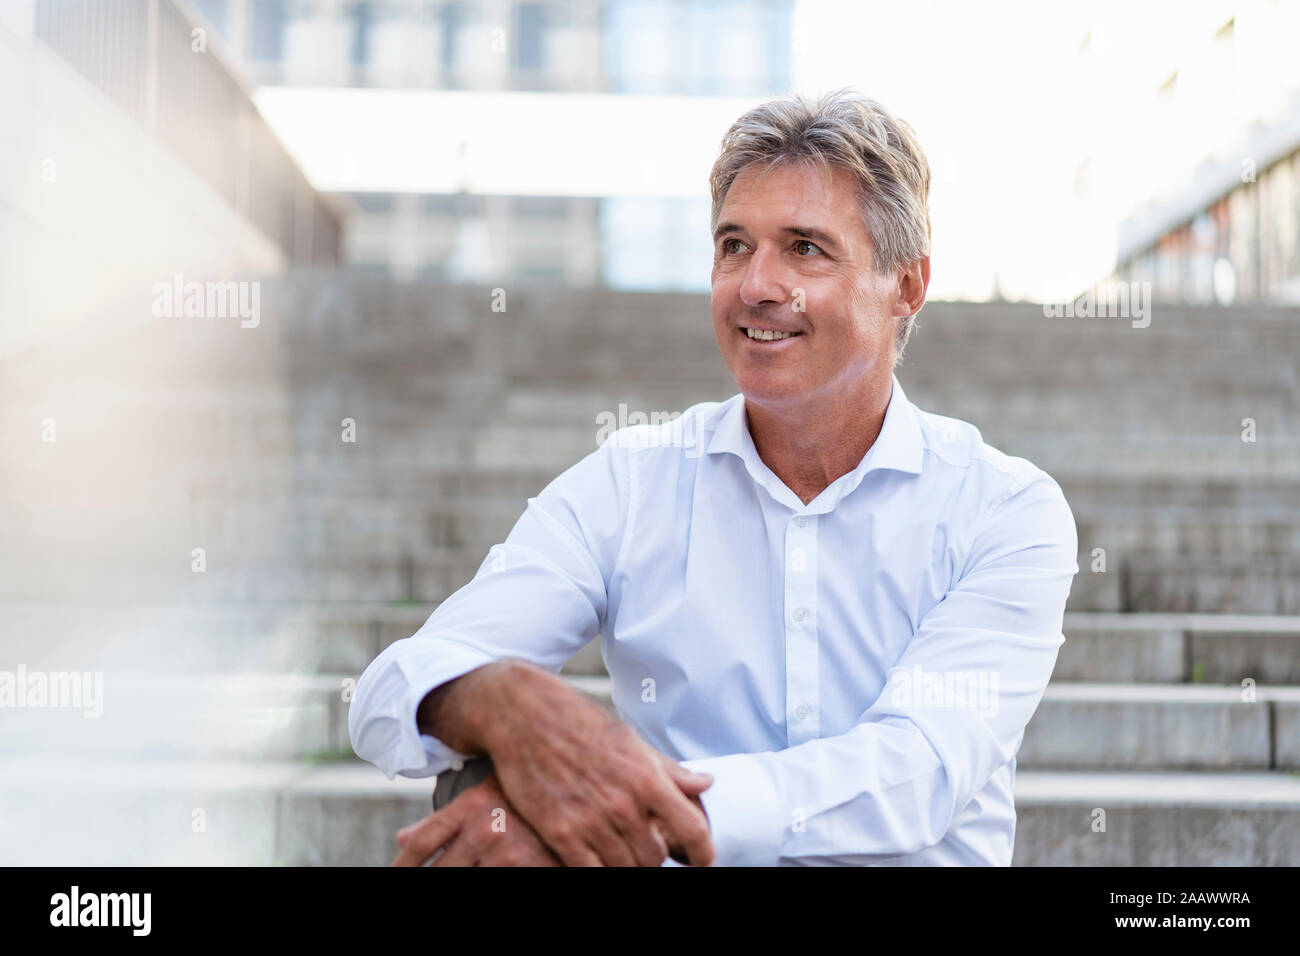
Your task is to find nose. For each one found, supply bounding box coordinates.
[739,242,789,309]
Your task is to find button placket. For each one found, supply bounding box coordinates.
[783,513,820,745]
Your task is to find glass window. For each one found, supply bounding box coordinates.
[440,2,463,74]
[351,192,394,214]
[349,1,373,68]
[511,196,569,218]
[192,0,229,35]
[249,0,287,62]
[513,3,546,72]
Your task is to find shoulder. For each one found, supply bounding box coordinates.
[597,396,733,458]
[540,398,728,508]
[911,403,1074,531]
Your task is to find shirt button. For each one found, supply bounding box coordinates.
[795,704,811,720]
[450,758,464,771]
[793,607,807,622]
[795,516,808,528]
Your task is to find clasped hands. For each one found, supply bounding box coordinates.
[391,659,716,867]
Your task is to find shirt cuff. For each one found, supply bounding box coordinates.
[390,643,498,779]
[679,752,785,866]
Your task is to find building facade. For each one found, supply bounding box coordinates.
[190,0,795,289]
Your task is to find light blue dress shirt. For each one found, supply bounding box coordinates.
[349,375,1078,866]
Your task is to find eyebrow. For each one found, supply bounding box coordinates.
[712,222,842,251]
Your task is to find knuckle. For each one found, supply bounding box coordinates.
[553,839,588,865]
[607,723,642,754]
[607,791,642,828]
[457,834,483,858]
[623,766,658,797]
[504,847,535,866]
[547,817,577,845]
[403,829,436,853]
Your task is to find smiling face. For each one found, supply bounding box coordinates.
[711,160,912,415]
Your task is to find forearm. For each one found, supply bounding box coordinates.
[682,718,969,865]
[416,658,524,754]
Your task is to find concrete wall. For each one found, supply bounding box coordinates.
[0,0,286,360]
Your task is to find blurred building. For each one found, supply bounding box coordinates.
[1105,2,1300,304]
[0,0,340,357]
[188,0,795,288]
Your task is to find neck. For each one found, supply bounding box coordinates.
[744,373,894,505]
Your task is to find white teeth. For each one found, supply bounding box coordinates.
[745,328,798,341]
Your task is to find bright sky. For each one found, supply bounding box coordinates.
[788,0,1252,301]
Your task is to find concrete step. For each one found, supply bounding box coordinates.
[1053,613,1300,683]
[0,555,488,604]
[4,607,1299,683]
[26,498,1287,560]
[495,391,1300,436]
[7,663,1299,771]
[20,377,1283,440]
[1011,769,1300,865]
[1021,682,1300,770]
[0,602,437,674]
[464,427,1300,480]
[562,675,1300,771]
[8,545,1277,613]
[3,755,1297,865]
[0,670,617,764]
[0,500,528,558]
[8,383,1291,450]
[567,613,1300,686]
[1066,553,1300,613]
[0,673,352,761]
[1124,555,1300,614]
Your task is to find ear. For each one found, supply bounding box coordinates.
[893,255,930,319]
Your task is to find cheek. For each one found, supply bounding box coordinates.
[711,278,744,331]
[710,269,732,307]
[710,297,730,335]
[807,297,887,359]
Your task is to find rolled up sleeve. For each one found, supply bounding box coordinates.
[348,436,634,779]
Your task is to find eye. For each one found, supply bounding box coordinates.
[721,237,745,255]
[793,239,822,256]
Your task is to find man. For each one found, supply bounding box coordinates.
[349,88,1078,866]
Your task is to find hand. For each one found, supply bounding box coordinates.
[661,786,710,864]
[391,773,562,867]
[479,660,716,867]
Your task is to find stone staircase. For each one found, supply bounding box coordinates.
[1,276,1298,865]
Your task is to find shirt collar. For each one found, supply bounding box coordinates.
[705,374,925,509]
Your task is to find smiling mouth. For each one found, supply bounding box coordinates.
[740,327,804,342]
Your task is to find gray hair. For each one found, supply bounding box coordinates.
[709,88,932,362]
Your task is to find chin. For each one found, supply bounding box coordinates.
[730,369,810,407]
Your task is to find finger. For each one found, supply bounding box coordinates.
[539,831,602,867]
[537,844,565,866]
[518,824,566,867]
[578,839,613,867]
[432,831,478,867]
[618,812,669,866]
[581,819,639,867]
[509,848,564,867]
[391,811,461,867]
[481,829,565,867]
[646,783,714,867]
[527,784,639,867]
